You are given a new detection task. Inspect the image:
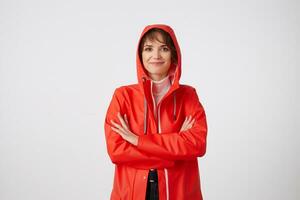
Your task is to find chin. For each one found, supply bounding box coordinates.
[150,69,165,74]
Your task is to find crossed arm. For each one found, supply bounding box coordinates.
[104,88,207,168]
[110,112,195,146]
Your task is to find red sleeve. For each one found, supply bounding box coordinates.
[136,88,208,161]
[104,88,174,169]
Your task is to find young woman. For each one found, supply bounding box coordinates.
[104,24,208,200]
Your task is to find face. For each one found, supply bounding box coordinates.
[142,32,172,81]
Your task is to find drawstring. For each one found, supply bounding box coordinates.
[173,92,177,121]
[170,75,177,121]
[142,77,148,135]
[144,96,148,134]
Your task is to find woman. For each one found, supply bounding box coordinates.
[104,24,208,200]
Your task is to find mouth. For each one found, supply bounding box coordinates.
[149,61,165,65]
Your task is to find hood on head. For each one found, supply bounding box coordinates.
[136,24,182,88]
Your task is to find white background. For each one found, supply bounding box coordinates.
[0,0,299,199]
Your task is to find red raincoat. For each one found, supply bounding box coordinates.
[104,24,208,200]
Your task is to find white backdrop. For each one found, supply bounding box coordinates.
[0,0,299,199]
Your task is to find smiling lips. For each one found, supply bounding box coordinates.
[149,61,165,65]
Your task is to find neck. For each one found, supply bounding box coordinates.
[149,73,168,81]
[151,75,169,84]
[151,75,171,105]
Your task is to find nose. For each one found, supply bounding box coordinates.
[152,49,161,59]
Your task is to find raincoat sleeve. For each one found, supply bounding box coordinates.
[137,88,208,161]
[104,88,174,169]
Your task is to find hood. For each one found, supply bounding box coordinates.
[136,24,182,93]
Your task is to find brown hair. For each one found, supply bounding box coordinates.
[139,28,178,64]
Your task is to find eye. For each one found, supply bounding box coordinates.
[144,47,152,51]
[162,47,170,52]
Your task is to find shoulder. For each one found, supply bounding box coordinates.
[179,84,197,95]
[178,84,204,103]
[113,84,140,99]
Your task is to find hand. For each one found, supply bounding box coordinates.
[110,112,139,146]
[180,115,195,132]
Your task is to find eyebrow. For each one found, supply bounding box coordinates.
[143,44,168,47]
